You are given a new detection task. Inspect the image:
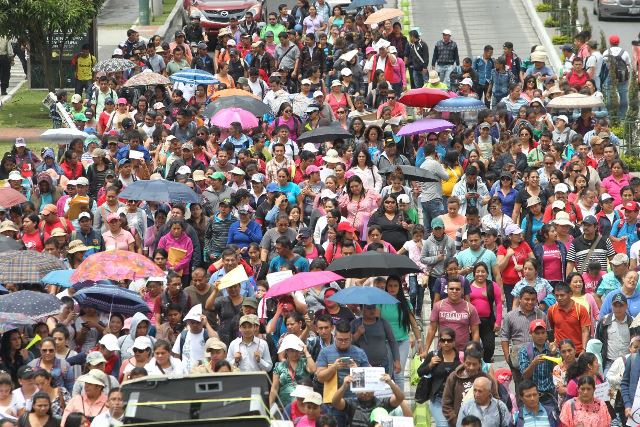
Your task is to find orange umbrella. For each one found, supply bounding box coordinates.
[210,88,258,100]
[364,8,403,25]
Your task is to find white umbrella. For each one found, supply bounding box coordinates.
[40,128,89,142]
[546,93,604,109]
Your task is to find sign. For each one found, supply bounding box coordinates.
[380,417,414,427]
[595,382,610,403]
[217,265,249,290]
[266,270,293,287]
[350,367,390,393]
[627,379,640,426]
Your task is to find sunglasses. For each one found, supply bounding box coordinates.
[387,96,396,100]
[133,348,147,353]
[384,200,396,204]
[440,338,454,343]
[283,109,292,113]
[427,138,437,142]
[41,349,55,353]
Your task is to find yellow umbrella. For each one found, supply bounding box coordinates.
[364,8,404,25]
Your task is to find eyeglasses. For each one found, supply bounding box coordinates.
[337,110,345,114]
[384,200,396,204]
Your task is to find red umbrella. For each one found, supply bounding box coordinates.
[398,88,456,108]
[0,188,27,208]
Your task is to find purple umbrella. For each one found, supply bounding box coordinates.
[434,97,487,112]
[397,118,455,136]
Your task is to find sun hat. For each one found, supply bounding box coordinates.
[78,369,107,387]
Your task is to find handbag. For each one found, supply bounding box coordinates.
[415,375,432,404]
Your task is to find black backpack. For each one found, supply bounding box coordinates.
[603,50,630,84]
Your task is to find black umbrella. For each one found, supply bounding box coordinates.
[0,290,62,321]
[327,252,420,278]
[204,96,270,118]
[379,164,439,183]
[298,125,353,145]
[0,236,24,252]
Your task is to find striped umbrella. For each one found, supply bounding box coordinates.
[169,69,219,85]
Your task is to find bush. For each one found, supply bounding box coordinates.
[552,35,572,45]
[544,17,559,27]
[536,3,552,11]
[621,154,640,172]
[610,123,624,137]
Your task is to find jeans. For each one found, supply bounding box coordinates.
[427,275,440,309]
[324,405,347,427]
[391,81,403,98]
[429,396,449,427]
[618,81,629,118]
[411,69,426,88]
[421,198,445,235]
[0,55,10,93]
[393,339,410,391]
[436,64,455,89]
[479,317,496,362]
[410,282,426,318]
[503,284,515,312]
[475,84,490,108]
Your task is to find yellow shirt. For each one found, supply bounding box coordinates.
[442,165,462,196]
[76,54,96,81]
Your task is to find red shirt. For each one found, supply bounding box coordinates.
[39,218,75,241]
[21,231,44,252]
[497,242,532,285]
[547,301,591,354]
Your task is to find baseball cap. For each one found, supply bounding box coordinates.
[556,114,569,123]
[552,200,566,210]
[239,314,260,325]
[41,204,58,215]
[612,293,628,305]
[526,196,541,207]
[431,217,445,229]
[266,182,280,193]
[479,122,490,130]
[460,77,473,87]
[341,68,353,77]
[611,253,629,266]
[230,167,245,176]
[554,183,569,193]
[182,142,193,151]
[305,165,320,175]
[209,171,226,181]
[505,224,523,235]
[529,319,547,333]
[305,104,319,113]
[15,137,26,147]
[205,338,227,352]
[17,366,35,379]
[153,102,165,110]
[78,212,92,221]
[303,392,323,406]
[251,173,265,183]
[99,334,120,352]
[107,212,120,223]
[442,29,452,35]
[298,227,313,238]
[132,336,152,351]
[71,94,82,104]
[600,193,614,202]
[8,170,23,181]
[609,34,620,45]
[117,97,128,105]
[86,351,107,366]
[218,198,232,207]
[302,142,318,153]
[197,41,208,49]
[582,215,598,225]
[337,222,356,233]
[301,78,312,85]
[192,170,206,182]
[242,297,259,309]
[313,90,324,98]
[561,44,574,52]
[175,30,185,37]
[397,194,410,204]
[625,201,640,211]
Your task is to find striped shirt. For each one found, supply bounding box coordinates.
[566,234,615,273]
[517,405,552,427]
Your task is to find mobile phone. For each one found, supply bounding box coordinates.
[339,357,351,363]
[308,309,315,319]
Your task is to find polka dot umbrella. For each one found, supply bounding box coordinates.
[0,250,66,284]
[0,291,62,321]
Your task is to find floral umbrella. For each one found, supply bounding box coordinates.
[0,188,27,208]
[71,250,164,282]
[93,58,136,73]
[123,71,171,87]
[0,250,66,284]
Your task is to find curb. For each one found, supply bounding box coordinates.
[152,0,183,42]
[0,78,28,110]
[521,0,563,74]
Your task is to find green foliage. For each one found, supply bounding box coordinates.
[599,30,607,54]
[552,35,572,45]
[621,152,640,172]
[544,17,559,27]
[0,0,105,90]
[570,0,578,35]
[626,70,639,123]
[536,3,552,12]
[581,7,591,34]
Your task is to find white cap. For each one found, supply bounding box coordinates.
[99,334,120,352]
[313,90,324,98]
[177,165,192,175]
[290,384,314,398]
[375,39,390,51]
[184,304,202,322]
[554,183,569,193]
[331,79,342,87]
[278,334,305,353]
[397,194,411,204]
[460,77,474,87]
[113,48,123,56]
[601,193,614,202]
[340,68,352,77]
[8,171,23,181]
[129,150,144,160]
[442,29,452,35]
[302,143,318,153]
[552,200,566,210]
[132,336,153,350]
[153,102,165,110]
[388,46,397,54]
[227,39,236,46]
[303,392,323,406]
[15,137,26,147]
[76,177,89,186]
[301,78,312,85]
[556,114,569,123]
[230,166,246,175]
[78,212,91,221]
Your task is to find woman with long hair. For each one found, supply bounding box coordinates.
[490,170,519,218]
[512,168,548,225]
[568,173,588,204]
[441,150,462,202]
[469,262,502,362]
[559,375,611,426]
[565,352,604,399]
[144,339,184,375]
[157,220,193,280]
[33,369,70,419]
[0,329,33,384]
[517,125,537,156]
[348,145,382,193]
[269,334,316,408]
[520,195,545,246]
[511,259,553,308]
[363,125,383,162]
[601,160,630,207]
[481,196,514,236]
[381,275,422,390]
[349,117,366,145]
[337,175,380,239]
[18,390,60,427]
[567,272,599,332]
[532,223,567,289]
[367,195,412,251]
[553,339,577,399]
[187,203,209,249]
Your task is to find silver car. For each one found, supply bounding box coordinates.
[594,0,640,20]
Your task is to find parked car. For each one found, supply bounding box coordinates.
[594,0,640,20]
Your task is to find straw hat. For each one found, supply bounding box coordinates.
[67,240,90,254]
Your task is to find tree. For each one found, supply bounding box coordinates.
[0,0,104,90]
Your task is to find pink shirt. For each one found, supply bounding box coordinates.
[469,282,503,325]
[542,243,563,282]
[430,298,481,352]
[581,271,604,294]
[295,415,318,427]
[601,174,630,206]
[102,229,135,251]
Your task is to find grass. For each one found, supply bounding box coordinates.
[0,88,51,129]
[544,17,559,27]
[536,3,552,12]
[0,140,49,154]
[151,0,178,25]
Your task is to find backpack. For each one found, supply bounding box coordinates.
[178,329,209,357]
[604,50,630,83]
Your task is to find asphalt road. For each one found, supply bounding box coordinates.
[578,0,639,54]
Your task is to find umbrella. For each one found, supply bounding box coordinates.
[396,118,455,137]
[398,88,455,108]
[546,93,604,109]
[434,97,487,112]
[0,285,8,295]
[210,107,259,129]
[204,96,271,117]
[41,269,75,288]
[631,312,640,329]
[41,128,89,142]
[329,286,399,305]
[327,252,421,278]
[210,88,258,100]
[364,7,403,25]
[124,71,171,87]
[0,236,24,253]
[347,0,386,10]
[93,58,136,73]
[0,312,35,326]
[169,69,219,85]
[0,188,27,208]
[0,291,62,320]
[119,180,199,203]
[0,250,66,284]
[73,283,150,316]
[71,250,164,282]
[380,164,439,182]
[72,279,114,292]
[298,125,353,144]
[265,271,345,298]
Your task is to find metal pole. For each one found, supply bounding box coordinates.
[139,0,150,25]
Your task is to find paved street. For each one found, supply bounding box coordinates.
[578,0,639,55]
[411,0,540,62]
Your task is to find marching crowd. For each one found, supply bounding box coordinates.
[0,1,639,427]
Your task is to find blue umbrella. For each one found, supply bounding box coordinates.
[433,97,487,112]
[42,269,75,288]
[73,283,150,316]
[119,180,199,203]
[72,279,114,292]
[346,0,386,10]
[0,285,8,295]
[169,69,219,85]
[329,286,399,305]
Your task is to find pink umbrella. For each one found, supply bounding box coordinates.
[0,188,27,208]
[70,250,164,282]
[209,107,259,130]
[265,271,345,298]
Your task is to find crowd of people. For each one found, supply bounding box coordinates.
[0,1,639,427]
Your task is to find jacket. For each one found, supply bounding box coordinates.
[595,313,632,364]
[420,234,457,277]
[441,365,499,426]
[299,45,325,77]
[404,39,429,71]
[456,397,510,427]
[204,213,236,260]
[117,313,155,359]
[226,220,263,251]
[533,240,567,279]
[157,230,194,275]
[417,350,461,401]
[621,352,640,410]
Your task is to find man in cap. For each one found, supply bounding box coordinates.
[184,10,204,43]
[192,338,237,373]
[250,40,276,76]
[566,215,615,276]
[228,48,248,82]
[227,314,272,372]
[421,217,456,309]
[596,292,632,373]
[603,34,631,117]
[499,41,523,83]
[170,30,193,64]
[431,29,459,89]
[166,141,205,181]
[611,201,640,255]
[172,304,216,373]
[299,33,325,78]
[517,319,558,411]
[72,351,120,396]
[377,135,410,172]
[365,38,401,96]
[38,203,74,240]
[192,41,214,73]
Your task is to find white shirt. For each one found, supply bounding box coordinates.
[91,411,124,427]
[172,330,206,373]
[144,356,186,376]
[586,51,604,82]
[603,47,631,67]
[226,336,272,372]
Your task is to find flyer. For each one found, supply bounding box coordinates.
[380,417,414,427]
[350,367,390,393]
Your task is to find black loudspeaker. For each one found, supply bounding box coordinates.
[121,372,275,426]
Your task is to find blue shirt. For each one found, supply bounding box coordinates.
[316,344,370,397]
[269,254,309,273]
[473,56,495,85]
[209,267,256,298]
[456,247,498,281]
[490,69,512,98]
[600,288,640,318]
[517,404,554,427]
[518,342,555,393]
[490,187,519,217]
[520,215,544,246]
[116,144,152,162]
[610,219,639,255]
[278,182,302,204]
[223,134,251,154]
